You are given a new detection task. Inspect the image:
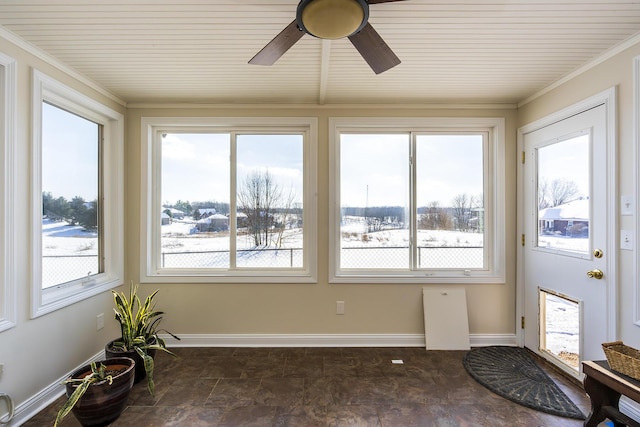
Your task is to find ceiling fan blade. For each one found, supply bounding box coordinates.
[367,0,407,4]
[348,22,400,74]
[249,20,304,66]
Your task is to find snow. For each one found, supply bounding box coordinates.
[42,218,98,287]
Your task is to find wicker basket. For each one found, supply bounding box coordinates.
[602,341,640,380]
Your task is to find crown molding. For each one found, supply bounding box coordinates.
[127,102,518,110]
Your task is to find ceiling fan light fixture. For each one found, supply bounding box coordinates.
[297,0,369,39]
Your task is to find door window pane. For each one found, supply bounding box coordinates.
[42,102,101,288]
[537,134,590,254]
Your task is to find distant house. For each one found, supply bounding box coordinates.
[196,213,229,232]
[161,212,171,225]
[196,208,217,218]
[539,198,589,237]
[236,212,248,228]
[162,207,185,220]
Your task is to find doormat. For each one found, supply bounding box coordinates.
[463,346,585,419]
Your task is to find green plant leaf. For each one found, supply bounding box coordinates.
[54,366,100,427]
[110,281,180,396]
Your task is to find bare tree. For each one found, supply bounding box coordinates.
[539,178,581,208]
[419,201,451,230]
[538,179,550,210]
[549,178,581,207]
[451,193,472,231]
[237,170,284,247]
[272,185,298,248]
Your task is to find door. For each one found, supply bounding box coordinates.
[522,103,612,378]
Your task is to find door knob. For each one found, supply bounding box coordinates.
[587,269,604,279]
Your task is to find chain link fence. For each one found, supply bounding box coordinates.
[42,255,99,288]
[43,246,482,278]
[159,246,482,270]
[161,247,303,268]
[341,246,484,269]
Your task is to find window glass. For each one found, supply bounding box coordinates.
[236,134,304,268]
[157,130,307,273]
[330,117,504,283]
[339,134,410,269]
[41,102,101,288]
[160,133,231,269]
[415,134,484,269]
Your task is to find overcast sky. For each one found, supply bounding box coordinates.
[340,133,484,207]
[161,133,304,205]
[42,118,588,209]
[537,134,589,197]
[42,102,99,200]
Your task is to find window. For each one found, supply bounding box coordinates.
[31,70,124,317]
[0,52,16,332]
[141,117,317,283]
[330,117,505,283]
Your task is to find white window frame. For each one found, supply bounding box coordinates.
[140,116,318,283]
[0,52,16,332]
[31,70,124,318]
[329,117,505,284]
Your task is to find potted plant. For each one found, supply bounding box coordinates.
[105,282,179,395]
[54,357,135,427]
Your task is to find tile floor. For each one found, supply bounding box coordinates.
[24,347,598,426]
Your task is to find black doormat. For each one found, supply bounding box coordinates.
[463,346,585,420]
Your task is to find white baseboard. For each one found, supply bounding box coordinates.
[161,333,518,348]
[11,351,103,427]
[13,333,517,426]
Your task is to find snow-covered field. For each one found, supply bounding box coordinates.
[42,218,98,287]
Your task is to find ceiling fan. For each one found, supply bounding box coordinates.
[249,0,406,74]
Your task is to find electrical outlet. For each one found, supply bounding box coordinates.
[96,313,104,331]
[336,301,345,315]
[621,230,634,251]
[0,364,4,380]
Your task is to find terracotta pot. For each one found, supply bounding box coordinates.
[105,338,156,383]
[65,357,135,427]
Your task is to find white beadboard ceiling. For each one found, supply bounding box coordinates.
[1,0,640,106]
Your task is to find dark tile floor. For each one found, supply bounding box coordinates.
[25,347,598,426]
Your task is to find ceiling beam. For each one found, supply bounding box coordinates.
[318,39,331,105]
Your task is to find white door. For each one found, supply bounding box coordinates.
[521,102,614,378]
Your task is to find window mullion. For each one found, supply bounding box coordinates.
[409,132,418,270]
[230,133,237,269]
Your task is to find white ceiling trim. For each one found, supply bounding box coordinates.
[125,102,519,110]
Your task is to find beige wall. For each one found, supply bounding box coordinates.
[517,43,640,349]
[126,107,518,337]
